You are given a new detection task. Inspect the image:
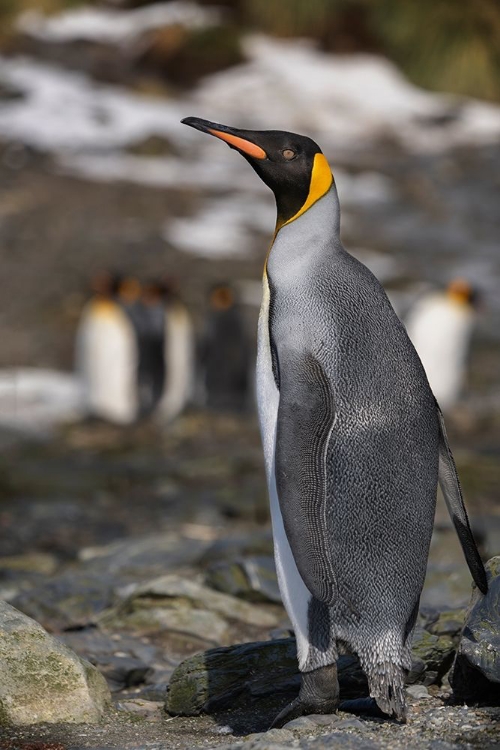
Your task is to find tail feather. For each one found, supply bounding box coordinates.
[357,636,409,722]
[436,403,488,595]
[363,659,407,722]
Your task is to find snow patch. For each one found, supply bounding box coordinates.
[0,369,85,432]
[0,57,189,152]
[18,2,219,45]
[192,36,500,153]
[163,194,275,257]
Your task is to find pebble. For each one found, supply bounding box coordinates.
[245,728,295,743]
[430,716,444,726]
[115,699,163,720]
[283,716,317,730]
[407,684,430,699]
[332,718,366,731]
[309,715,341,727]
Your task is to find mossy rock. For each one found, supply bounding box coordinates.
[205,556,281,603]
[166,638,368,716]
[426,608,466,641]
[0,601,110,725]
[166,620,459,716]
[410,627,455,685]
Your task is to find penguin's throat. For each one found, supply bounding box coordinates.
[266,188,341,279]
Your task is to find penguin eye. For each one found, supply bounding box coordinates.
[282,149,296,160]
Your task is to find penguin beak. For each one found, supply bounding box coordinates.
[181,116,267,160]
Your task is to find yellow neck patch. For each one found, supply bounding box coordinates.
[277,152,333,231]
[91,299,119,318]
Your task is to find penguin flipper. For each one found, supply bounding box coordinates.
[436,403,488,594]
[275,351,337,604]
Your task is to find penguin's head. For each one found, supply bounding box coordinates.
[143,280,167,306]
[181,117,333,229]
[446,279,480,310]
[209,283,235,311]
[118,277,142,304]
[90,270,121,298]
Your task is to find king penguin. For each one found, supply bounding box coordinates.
[181,117,488,724]
[75,271,139,425]
[405,279,478,412]
[199,283,251,412]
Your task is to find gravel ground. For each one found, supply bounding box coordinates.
[0,694,499,749]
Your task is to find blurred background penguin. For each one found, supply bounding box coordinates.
[198,283,252,414]
[75,271,139,425]
[137,279,167,417]
[405,279,479,412]
[156,278,195,423]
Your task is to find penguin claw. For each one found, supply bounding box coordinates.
[270,697,339,729]
[270,698,304,729]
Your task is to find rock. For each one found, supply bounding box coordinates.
[115,699,163,720]
[200,531,274,566]
[205,556,281,603]
[0,601,110,725]
[406,684,430,699]
[301,737,373,749]
[409,627,456,685]
[283,716,317,730]
[222,732,376,750]
[245,728,294,744]
[0,552,60,603]
[450,556,500,705]
[61,627,159,691]
[80,532,210,579]
[283,715,364,736]
[99,574,278,643]
[424,608,466,641]
[0,552,58,575]
[104,604,229,645]
[331,718,366,730]
[11,570,117,631]
[309,714,344,726]
[166,638,368,716]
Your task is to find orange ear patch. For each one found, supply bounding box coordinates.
[208,129,267,159]
[279,153,333,229]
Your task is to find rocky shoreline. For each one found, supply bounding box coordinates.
[0,417,498,749]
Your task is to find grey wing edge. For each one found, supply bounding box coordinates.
[436,402,488,594]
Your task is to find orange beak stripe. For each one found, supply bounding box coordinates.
[208,129,267,160]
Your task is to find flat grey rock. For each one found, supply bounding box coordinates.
[205,555,281,603]
[99,573,278,643]
[283,716,317,730]
[406,684,430,699]
[11,570,118,631]
[61,628,159,691]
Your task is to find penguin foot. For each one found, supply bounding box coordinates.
[271,664,339,729]
[339,697,406,723]
[339,698,388,719]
